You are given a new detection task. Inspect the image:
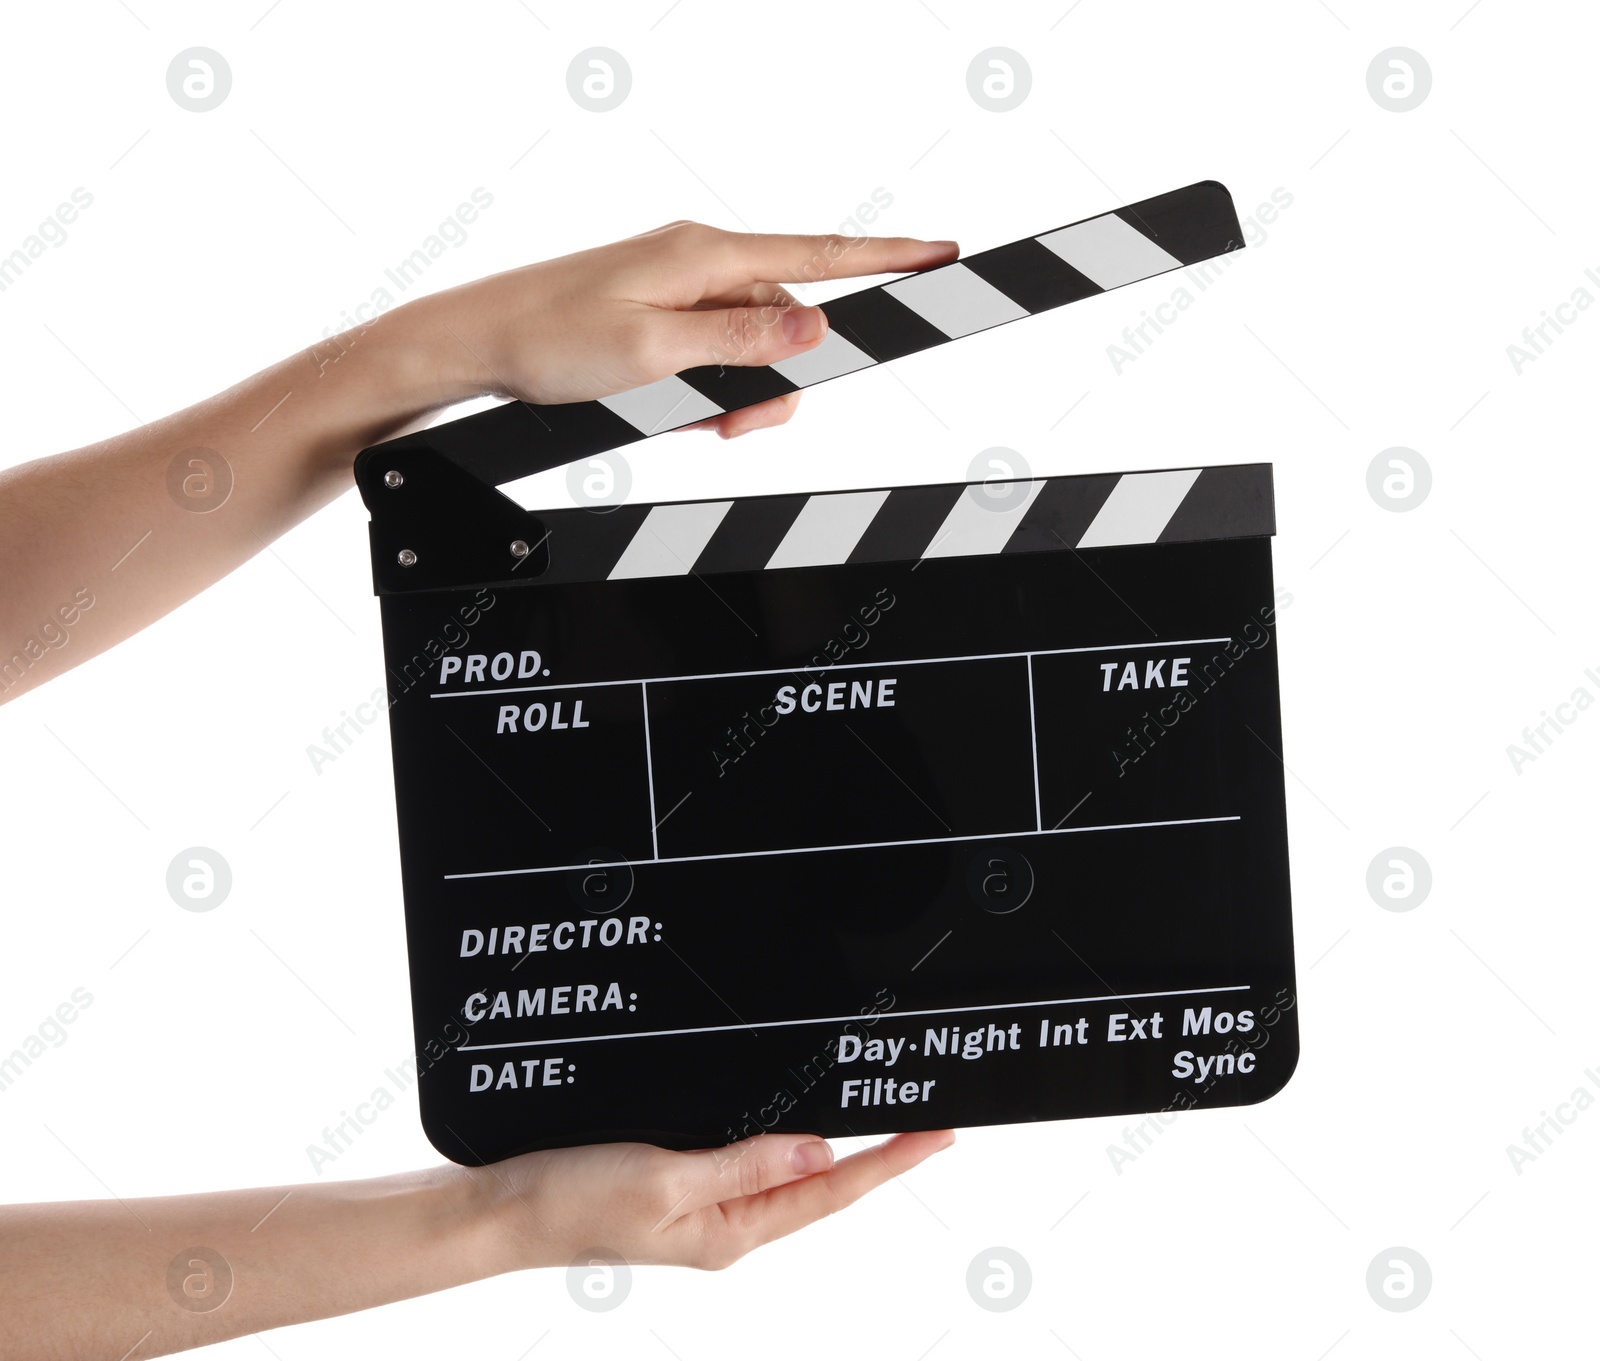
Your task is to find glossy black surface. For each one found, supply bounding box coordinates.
[379,536,1298,1161]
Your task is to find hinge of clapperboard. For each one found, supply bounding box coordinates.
[354,180,1248,596]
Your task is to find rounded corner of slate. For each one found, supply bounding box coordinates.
[1239,1033,1302,1109]
[417,1105,490,1167]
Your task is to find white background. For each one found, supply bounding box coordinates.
[2,1,1596,1357]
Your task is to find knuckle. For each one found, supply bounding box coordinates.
[633,219,716,270]
[647,1164,692,1218]
[640,218,699,241]
[723,306,761,358]
[618,322,667,378]
[665,219,717,252]
[695,1232,748,1272]
[733,1148,769,1200]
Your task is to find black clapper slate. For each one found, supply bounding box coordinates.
[353,181,1299,1164]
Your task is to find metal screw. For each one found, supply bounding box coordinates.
[383,470,404,489]
[510,539,530,559]
[397,549,417,567]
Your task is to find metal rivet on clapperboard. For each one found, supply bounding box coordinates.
[383,469,404,488]
[510,540,530,559]
[397,549,417,567]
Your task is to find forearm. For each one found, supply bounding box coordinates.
[0,1165,517,1359]
[0,296,475,704]
[0,225,958,707]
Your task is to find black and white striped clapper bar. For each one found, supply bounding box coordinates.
[355,181,1299,1163]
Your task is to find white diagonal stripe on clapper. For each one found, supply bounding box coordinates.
[882,263,1030,337]
[922,481,1046,558]
[599,374,723,435]
[765,489,891,569]
[1075,469,1202,548]
[608,501,734,579]
[1036,214,1183,290]
[771,329,877,386]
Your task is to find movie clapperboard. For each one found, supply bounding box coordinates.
[354,180,1299,1164]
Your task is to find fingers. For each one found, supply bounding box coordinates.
[676,1132,841,1213]
[666,297,831,373]
[726,232,959,284]
[693,279,800,312]
[675,292,832,367]
[679,390,801,439]
[672,281,800,435]
[730,1129,956,1249]
[672,280,807,435]
[717,391,801,437]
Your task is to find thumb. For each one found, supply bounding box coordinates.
[667,302,830,372]
[680,1132,836,1209]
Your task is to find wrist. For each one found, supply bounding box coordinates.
[451,1161,543,1275]
[285,292,485,484]
[461,1155,577,1273]
[387,289,495,410]
[412,1164,529,1282]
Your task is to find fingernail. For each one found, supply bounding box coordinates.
[782,306,824,345]
[928,240,959,252]
[790,1139,834,1174]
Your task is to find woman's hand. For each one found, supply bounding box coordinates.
[0,218,955,703]
[410,221,958,438]
[0,1130,956,1359]
[484,1127,957,1271]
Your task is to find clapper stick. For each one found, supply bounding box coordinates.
[355,180,1245,534]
